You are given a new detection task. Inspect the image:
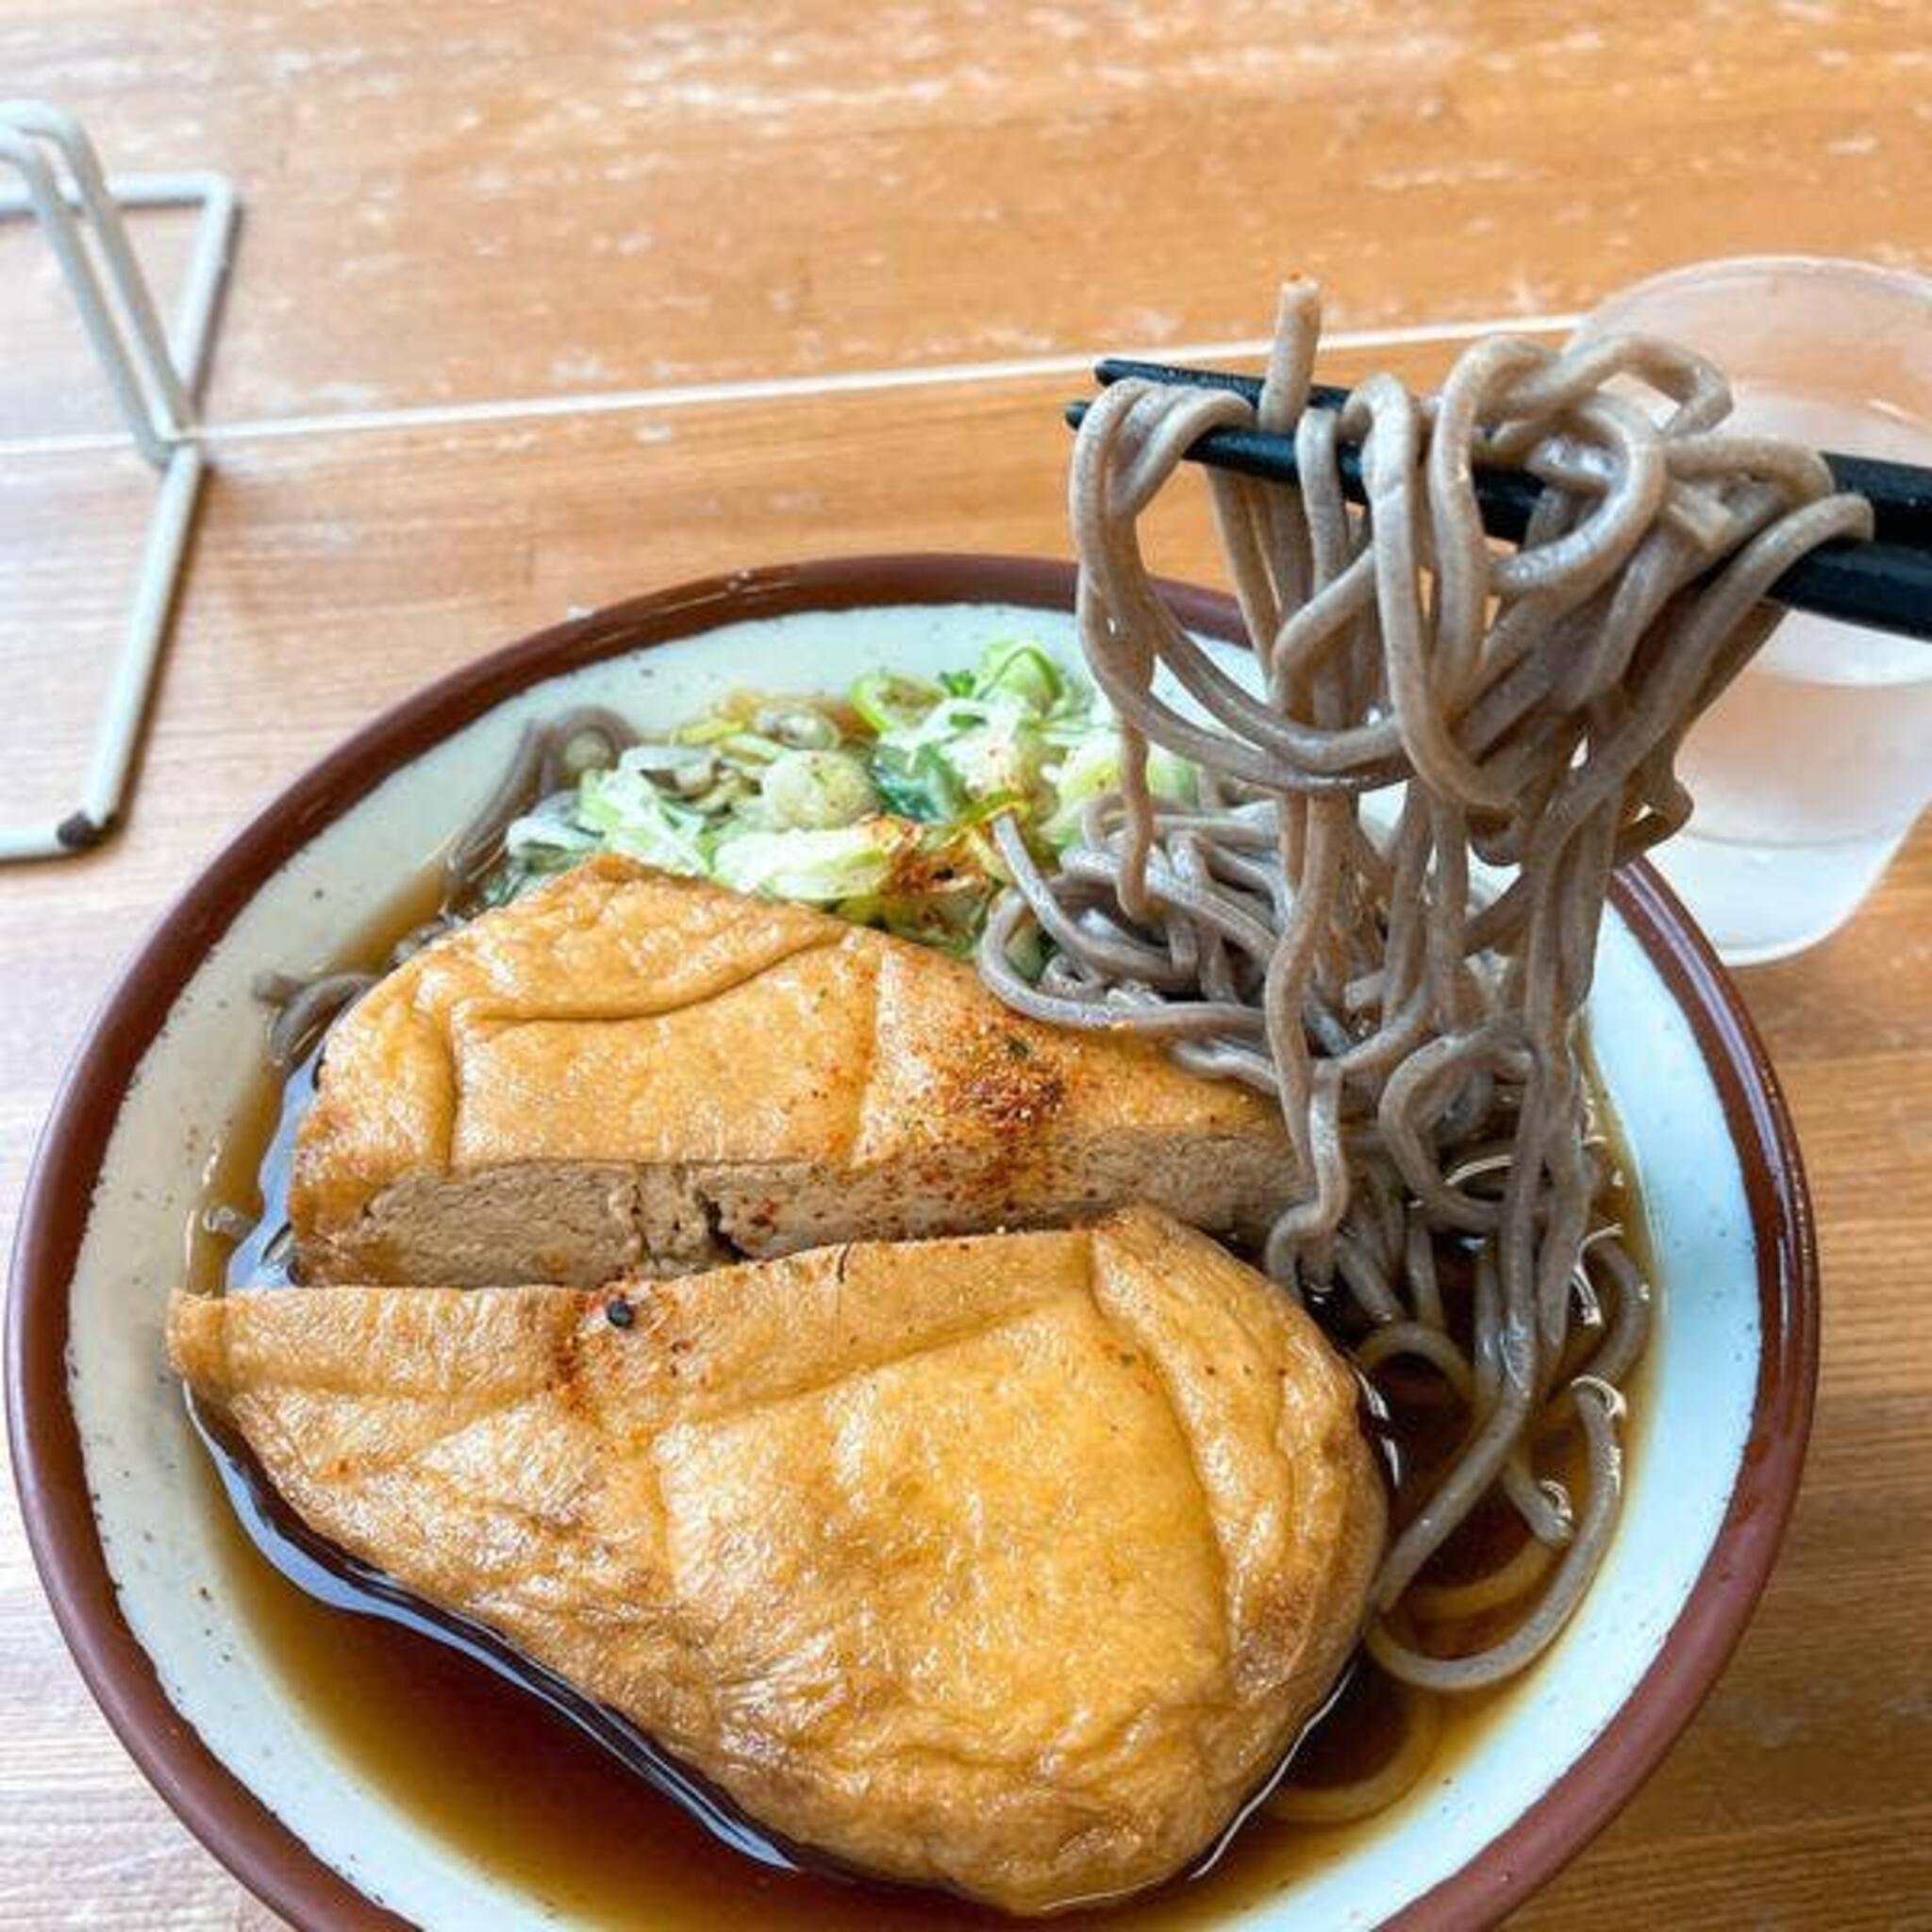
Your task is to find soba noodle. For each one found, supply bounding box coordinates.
[976,280,1869,1693]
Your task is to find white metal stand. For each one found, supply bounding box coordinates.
[0,101,237,860]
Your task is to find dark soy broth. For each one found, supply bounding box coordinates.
[186,869,1654,1928]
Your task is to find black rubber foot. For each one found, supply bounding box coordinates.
[56,810,109,850]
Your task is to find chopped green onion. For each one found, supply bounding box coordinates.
[873,743,962,823]
[477,647,1193,956]
[975,639,1063,711]
[753,702,841,750]
[759,749,878,829]
[849,669,942,735]
[575,762,711,875]
[712,821,908,903]
[717,730,788,766]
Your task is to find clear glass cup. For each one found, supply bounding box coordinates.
[1577,257,1932,965]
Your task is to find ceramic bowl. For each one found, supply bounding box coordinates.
[8,556,1817,1929]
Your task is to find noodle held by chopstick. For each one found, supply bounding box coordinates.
[979,281,1868,1690]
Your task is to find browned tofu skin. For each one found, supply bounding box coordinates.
[172,1209,1384,1915]
[291,858,1296,1286]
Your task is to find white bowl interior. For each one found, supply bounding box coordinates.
[68,599,1758,1928]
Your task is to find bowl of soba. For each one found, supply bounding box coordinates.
[10,291,1829,1930]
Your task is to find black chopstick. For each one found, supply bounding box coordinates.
[1067,358,1932,642]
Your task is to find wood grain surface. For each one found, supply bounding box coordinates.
[3,2,1929,1926]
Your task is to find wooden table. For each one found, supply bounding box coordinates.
[3,3,1928,1924]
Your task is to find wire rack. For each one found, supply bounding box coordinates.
[0,100,237,861]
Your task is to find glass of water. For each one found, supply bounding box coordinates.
[1577,257,1932,965]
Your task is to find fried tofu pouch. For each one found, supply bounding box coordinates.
[291,858,1295,1286]
[172,1209,1383,1914]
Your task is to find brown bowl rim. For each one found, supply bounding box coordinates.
[7,552,1818,1932]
